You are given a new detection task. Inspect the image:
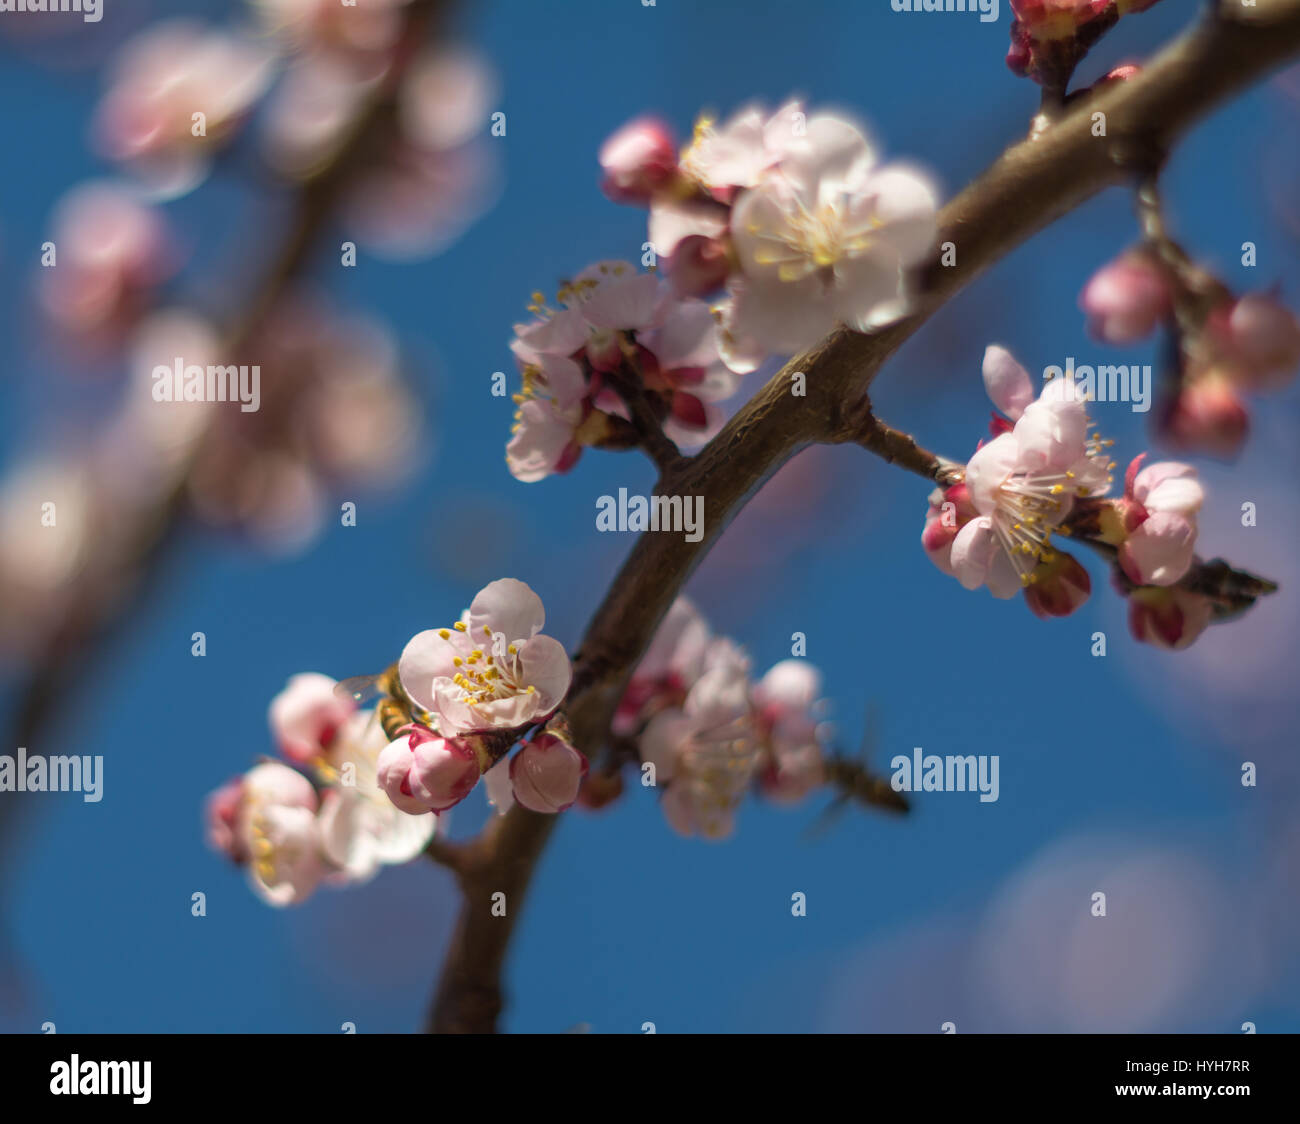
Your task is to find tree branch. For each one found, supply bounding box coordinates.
[425,0,1300,1032]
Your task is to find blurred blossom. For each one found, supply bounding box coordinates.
[261,54,377,176]
[263,46,499,259]
[38,181,178,353]
[181,294,419,553]
[254,0,411,63]
[93,20,275,199]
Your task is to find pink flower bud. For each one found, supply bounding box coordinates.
[1080,253,1170,344]
[1119,510,1197,586]
[405,722,483,810]
[599,117,678,204]
[376,732,436,815]
[1158,373,1249,459]
[1223,294,1300,391]
[509,733,588,814]
[1128,586,1213,651]
[269,673,355,765]
[1023,550,1091,619]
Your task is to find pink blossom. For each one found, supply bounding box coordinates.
[315,711,437,875]
[39,182,176,344]
[507,264,742,478]
[638,296,740,442]
[615,597,712,735]
[1079,253,1171,344]
[94,21,274,198]
[398,579,572,735]
[647,198,732,297]
[949,407,1110,599]
[208,762,325,906]
[639,639,759,837]
[725,114,938,360]
[982,345,1037,421]
[753,660,826,804]
[678,101,797,199]
[269,672,357,765]
[510,732,589,813]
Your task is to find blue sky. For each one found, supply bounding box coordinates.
[1,0,1298,1033]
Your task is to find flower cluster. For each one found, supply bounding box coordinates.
[506,261,741,480]
[599,101,939,370]
[90,12,494,255]
[208,700,436,907]
[616,598,829,840]
[134,295,420,553]
[1081,252,1300,457]
[208,581,584,904]
[378,578,584,814]
[922,345,1217,647]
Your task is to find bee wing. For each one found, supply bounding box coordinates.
[335,674,382,705]
[857,701,880,764]
[802,796,849,842]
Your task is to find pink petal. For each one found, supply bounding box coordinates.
[982,345,1035,421]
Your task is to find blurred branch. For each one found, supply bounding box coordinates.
[426,0,1300,1033]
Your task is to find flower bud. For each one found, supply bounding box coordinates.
[408,727,481,812]
[599,117,678,204]
[510,732,588,813]
[1128,586,1213,650]
[269,672,355,765]
[1157,373,1249,459]
[378,725,480,813]
[1080,252,1170,344]
[1119,510,1196,586]
[1223,294,1300,391]
[1023,550,1091,619]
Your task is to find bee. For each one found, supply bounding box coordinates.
[334,664,423,741]
[805,705,908,840]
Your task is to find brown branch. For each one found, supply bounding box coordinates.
[835,396,961,486]
[425,0,1300,1033]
